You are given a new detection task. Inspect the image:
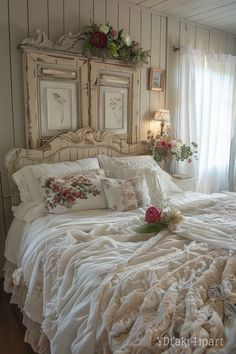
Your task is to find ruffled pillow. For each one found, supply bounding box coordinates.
[101,175,150,211]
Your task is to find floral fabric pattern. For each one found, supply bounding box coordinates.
[40,171,107,214]
[101,176,150,211]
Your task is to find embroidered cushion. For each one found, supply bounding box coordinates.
[40,171,107,214]
[101,175,150,211]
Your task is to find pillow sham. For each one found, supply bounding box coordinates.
[97,155,181,204]
[12,158,100,202]
[40,172,107,214]
[97,154,162,177]
[101,175,150,211]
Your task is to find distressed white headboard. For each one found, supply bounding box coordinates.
[5,127,148,205]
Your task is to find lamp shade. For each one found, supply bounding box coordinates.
[153,109,170,123]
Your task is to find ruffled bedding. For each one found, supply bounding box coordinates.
[4,192,236,354]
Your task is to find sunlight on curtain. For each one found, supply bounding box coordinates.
[178,48,236,193]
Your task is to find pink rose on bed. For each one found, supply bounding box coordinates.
[145,206,162,224]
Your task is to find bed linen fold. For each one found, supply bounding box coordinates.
[4,192,236,354]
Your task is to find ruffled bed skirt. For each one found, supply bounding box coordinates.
[3,260,50,354]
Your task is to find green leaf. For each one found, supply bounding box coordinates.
[136,223,164,234]
[110,45,118,57]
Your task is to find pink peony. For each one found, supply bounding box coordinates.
[145,206,162,224]
[90,31,107,48]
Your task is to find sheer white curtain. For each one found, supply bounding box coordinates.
[178,48,236,193]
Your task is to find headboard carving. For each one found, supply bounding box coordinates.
[5,128,148,205]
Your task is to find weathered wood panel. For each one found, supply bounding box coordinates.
[9,0,28,148]
[139,9,151,141]
[64,0,80,34]
[28,0,48,36]
[0,0,14,197]
[48,0,64,40]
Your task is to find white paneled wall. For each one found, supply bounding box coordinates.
[0,0,235,272]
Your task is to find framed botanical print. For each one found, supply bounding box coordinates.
[149,68,165,92]
[100,86,128,135]
[40,80,77,137]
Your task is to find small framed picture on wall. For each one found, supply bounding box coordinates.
[149,68,165,92]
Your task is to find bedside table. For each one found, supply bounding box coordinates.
[171,174,198,192]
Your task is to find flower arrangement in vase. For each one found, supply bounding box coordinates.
[79,22,149,69]
[147,131,198,174]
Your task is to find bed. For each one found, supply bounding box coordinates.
[3,127,236,354]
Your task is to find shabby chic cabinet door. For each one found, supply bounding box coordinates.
[22,49,88,148]
[90,60,140,144]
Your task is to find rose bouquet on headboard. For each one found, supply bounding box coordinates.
[147,131,198,174]
[79,22,149,68]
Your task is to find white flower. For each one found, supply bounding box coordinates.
[161,208,183,232]
[99,25,109,35]
[122,33,132,46]
[171,141,181,153]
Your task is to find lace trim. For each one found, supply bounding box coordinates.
[3,260,50,354]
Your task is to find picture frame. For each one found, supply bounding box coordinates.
[100,85,128,135]
[149,68,165,92]
[40,80,78,138]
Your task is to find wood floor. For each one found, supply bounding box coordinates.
[0,280,35,354]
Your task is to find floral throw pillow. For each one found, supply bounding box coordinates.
[39,172,107,214]
[101,175,150,211]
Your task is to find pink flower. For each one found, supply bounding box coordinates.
[145,206,162,224]
[111,29,117,38]
[90,31,107,48]
[50,182,60,192]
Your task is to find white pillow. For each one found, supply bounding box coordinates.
[97,154,162,177]
[13,158,100,202]
[97,155,181,203]
[101,175,150,211]
[40,172,107,214]
[12,201,45,222]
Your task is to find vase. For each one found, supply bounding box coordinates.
[163,159,172,174]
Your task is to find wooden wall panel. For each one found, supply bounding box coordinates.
[118,2,130,33]
[149,13,161,128]
[9,0,28,148]
[196,27,209,50]
[64,0,80,34]
[159,16,167,109]
[0,0,14,275]
[0,0,14,196]
[166,18,180,131]
[139,9,151,140]
[106,0,118,28]
[0,0,236,273]
[180,22,196,47]
[48,0,64,40]
[0,173,6,277]
[80,0,93,28]
[226,36,235,55]
[94,0,106,24]
[28,0,48,36]
[129,5,141,43]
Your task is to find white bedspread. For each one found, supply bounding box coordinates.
[10,192,236,354]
